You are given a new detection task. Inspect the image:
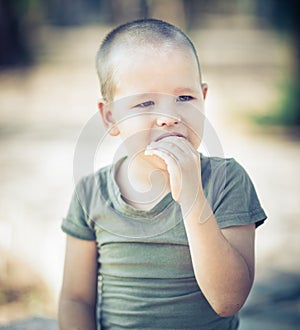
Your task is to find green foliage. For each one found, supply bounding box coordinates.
[255,77,300,126]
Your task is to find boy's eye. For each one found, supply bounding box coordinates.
[176,95,194,102]
[134,100,155,108]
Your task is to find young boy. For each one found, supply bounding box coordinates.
[58,19,267,329]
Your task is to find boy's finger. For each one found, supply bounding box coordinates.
[148,139,198,164]
[144,147,180,175]
[150,136,197,156]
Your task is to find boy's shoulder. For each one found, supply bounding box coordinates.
[75,155,249,200]
[74,162,115,199]
[79,162,113,183]
[200,153,242,171]
[200,153,251,186]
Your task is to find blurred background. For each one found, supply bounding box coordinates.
[0,0,299,328]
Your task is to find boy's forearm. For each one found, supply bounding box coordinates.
[58,299,97,330]
[182,195,253,317]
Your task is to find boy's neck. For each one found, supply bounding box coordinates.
[115,155,171,210]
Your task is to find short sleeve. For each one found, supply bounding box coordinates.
[61,177,96,240]
[210,158,267,229]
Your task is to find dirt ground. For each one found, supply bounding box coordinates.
[0,21,299,328]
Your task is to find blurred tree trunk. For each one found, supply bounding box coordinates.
[256,0,300,125]
[292,2,300,124]
[0,0,32,67]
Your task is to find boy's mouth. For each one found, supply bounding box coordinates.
[154,132,186,142]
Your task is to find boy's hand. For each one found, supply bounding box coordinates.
[145,136,203,212]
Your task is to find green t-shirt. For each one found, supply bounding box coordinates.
[62,154,267,330]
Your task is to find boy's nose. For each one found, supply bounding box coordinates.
[156,115,181,127]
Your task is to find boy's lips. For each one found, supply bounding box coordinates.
[154,132,186,142]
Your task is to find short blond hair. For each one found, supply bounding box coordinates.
[96,19,201,102]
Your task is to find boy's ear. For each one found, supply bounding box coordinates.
[201,83,208,100]
[98,100,120,136]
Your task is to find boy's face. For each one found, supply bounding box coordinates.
[99,45,207,166]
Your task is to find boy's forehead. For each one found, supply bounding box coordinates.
[111,47,201,98]
[110,41,197,65]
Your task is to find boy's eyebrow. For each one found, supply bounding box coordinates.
[173,87,198,95]
[127,89,198,100]
[127,93,156,101]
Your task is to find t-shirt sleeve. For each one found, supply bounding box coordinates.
[211,158,267,229]
[61,177,96,240]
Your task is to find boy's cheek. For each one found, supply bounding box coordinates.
[190,137,201,151]
[182,107,205,129]
[184,121,203,149]
[120,129,153,152]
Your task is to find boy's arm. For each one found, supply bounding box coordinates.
[183,202,255,317]
[146,137,256,317]
[58,235,98,330]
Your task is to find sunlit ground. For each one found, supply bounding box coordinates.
[0,18,299,323]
